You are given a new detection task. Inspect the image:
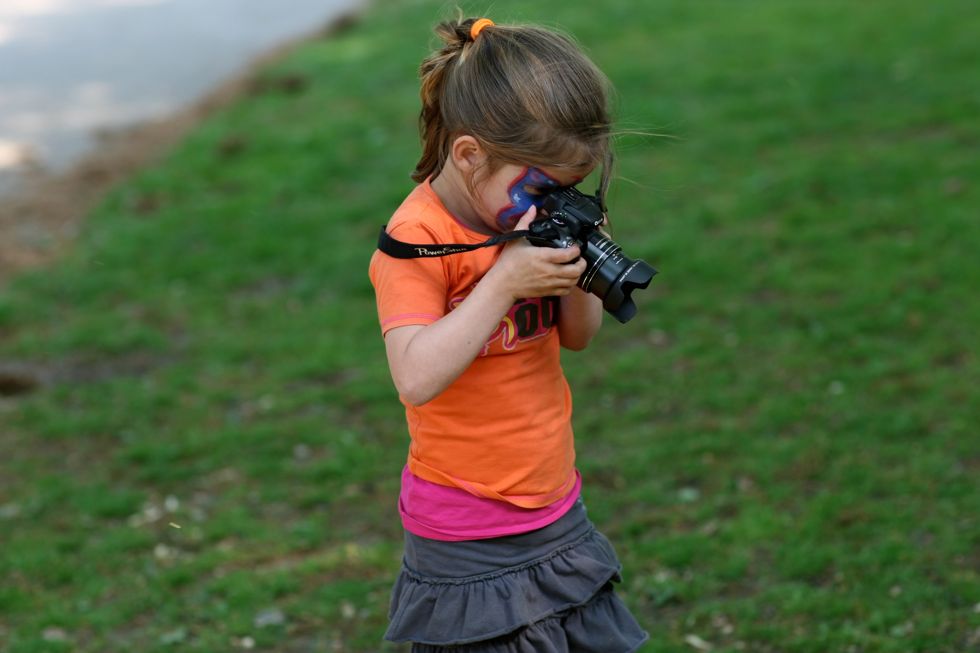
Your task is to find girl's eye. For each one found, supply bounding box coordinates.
[523,185,548,195]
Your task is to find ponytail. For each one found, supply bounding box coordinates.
[413,18,486,183]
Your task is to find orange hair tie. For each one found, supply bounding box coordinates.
[470,18,494,41]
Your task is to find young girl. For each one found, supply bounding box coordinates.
[369,16,648,652]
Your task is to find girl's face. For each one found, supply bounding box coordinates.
[475,163,591,232]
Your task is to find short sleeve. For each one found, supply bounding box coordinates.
[369,223,449,335]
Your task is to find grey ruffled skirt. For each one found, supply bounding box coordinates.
[385,500,648,652]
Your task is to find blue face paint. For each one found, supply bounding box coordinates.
[496,167,563,230]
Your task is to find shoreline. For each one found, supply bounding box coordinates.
[0,9,361,286]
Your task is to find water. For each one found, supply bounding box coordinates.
[0,0,363,193]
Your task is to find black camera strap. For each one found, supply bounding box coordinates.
[377,226,531,259]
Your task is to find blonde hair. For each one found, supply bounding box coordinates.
[413,16,614,200]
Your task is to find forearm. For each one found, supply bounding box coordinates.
[558,288,603,350]
[386,276,514,405]
[385,213,588,403]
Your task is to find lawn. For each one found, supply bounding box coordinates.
[0,0,977,651]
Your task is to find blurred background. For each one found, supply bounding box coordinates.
[0,0,362,189]
[0,0,362,276]
[0,1,977,652]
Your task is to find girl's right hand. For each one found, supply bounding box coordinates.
[486,206,587,300]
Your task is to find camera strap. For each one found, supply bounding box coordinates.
[377,226,531,259]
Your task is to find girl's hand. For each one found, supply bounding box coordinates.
[486,206,587,301]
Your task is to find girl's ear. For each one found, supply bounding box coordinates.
[449,135,486,173]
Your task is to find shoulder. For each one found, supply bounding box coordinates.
[370,184,452,282]
[386,184,454,245]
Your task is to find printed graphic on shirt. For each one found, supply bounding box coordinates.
[449,292,559,356]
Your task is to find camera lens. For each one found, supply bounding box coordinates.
[579,232,657,323]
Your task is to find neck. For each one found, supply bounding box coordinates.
[430,167,495,235]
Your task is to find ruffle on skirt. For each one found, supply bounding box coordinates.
[385,503,647,651]
[410,583,648,653]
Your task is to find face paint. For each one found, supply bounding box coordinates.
[496,167,563,229]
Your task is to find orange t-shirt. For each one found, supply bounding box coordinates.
[368,180,576,509]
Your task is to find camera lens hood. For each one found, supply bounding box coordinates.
[601,259,657,323]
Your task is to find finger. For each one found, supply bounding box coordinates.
[544,244,582,263]
[559,262,586,282]
[513,205,538,231]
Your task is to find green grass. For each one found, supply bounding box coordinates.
[1,0,978,651]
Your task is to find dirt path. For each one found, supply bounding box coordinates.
[0,12,358,287]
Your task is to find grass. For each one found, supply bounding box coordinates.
[0,0,978,651]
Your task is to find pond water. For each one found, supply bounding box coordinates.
[0,0,363,193]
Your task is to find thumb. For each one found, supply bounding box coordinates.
[512,205,538,231]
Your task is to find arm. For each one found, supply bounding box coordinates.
[558,220,616,350]
[383,276,514,406]
[384,208,585,406]
[558,287,603,351]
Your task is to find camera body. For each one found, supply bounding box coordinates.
[526,187,656,324]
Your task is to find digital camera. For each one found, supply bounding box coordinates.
[526,187,657,323]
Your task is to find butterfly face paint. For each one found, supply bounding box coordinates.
[495,167,563,230]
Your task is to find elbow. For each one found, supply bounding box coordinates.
[559,316,602,351]
[559,330,595,351]
[560,338,591,352]
[401,391,434,407]
[389,357,446,406]
[395,378,438,407]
